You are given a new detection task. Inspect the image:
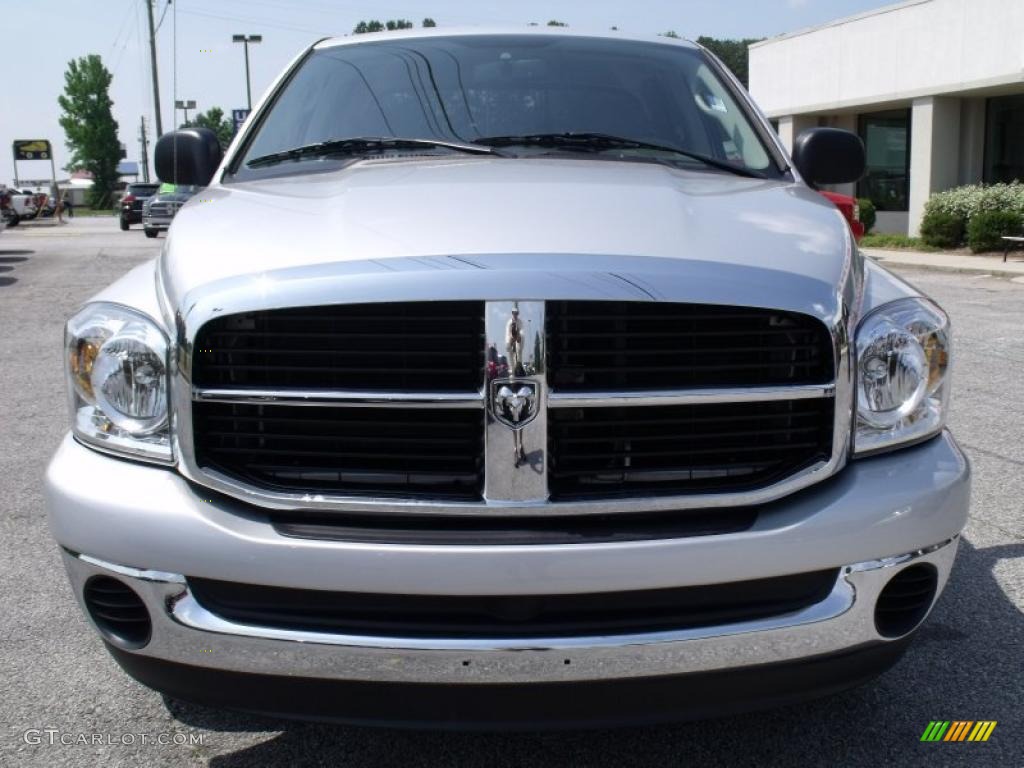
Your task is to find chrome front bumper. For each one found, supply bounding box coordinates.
[61,538,958,685]
[49,428,969,690]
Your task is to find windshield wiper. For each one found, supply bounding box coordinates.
[247,136,495,168]
[472,132,766,178]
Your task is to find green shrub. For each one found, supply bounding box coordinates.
[966,210,1024,253]
[919,210,965,248]
[926,181,1024,222]
[856,198,876,234]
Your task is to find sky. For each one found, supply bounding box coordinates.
[1,0,896,186]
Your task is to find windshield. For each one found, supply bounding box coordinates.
[234,35,779,179]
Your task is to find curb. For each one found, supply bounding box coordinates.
[862,250,1024,280]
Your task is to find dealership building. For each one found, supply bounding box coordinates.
[749,0,1024,234]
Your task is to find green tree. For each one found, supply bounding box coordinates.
[58,55,121,208]
[422,18,437,27]
[353,20,383,33]
[354,19,413,33]
[181,107,234,149]
[661,30,681,39]
[695,36,763,88]
[547,20,568,26]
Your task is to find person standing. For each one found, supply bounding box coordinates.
[505,305,524,377]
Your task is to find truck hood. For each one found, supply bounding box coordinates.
[160,157,856,324]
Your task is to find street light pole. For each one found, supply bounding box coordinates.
[232,34,263,110]
[175,99,197,126]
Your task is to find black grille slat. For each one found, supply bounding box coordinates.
[202,432,473,445]
[188,568,839,639]
[558,426,822,443]
[193,403,484,500]
[192,302,484,392]
[553,443,823,462]
[559,362,824,373]
[547,301,832,391]
[548,400,833,499]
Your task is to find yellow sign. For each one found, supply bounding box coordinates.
[13,140,52,160]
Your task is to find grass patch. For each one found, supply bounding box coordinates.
[859,234,940,251]
[69,208,116,217]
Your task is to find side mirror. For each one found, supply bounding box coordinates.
[154,128,223,187]
[792,128,866,188]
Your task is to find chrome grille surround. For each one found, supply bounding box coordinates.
[168,253,857,517]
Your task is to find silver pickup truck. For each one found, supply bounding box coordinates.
[47,29,968,728]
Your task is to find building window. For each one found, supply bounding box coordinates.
[984,95,1024,183]
[857,110,911,212]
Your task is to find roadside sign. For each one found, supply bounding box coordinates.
[11,139,61,224]
[231,108,251,134]
[13,139,52,160]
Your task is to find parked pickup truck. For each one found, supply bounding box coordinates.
[48,29,968,728]
[820,190,866,242]
[142,184,198,238]
[0,185,38,225]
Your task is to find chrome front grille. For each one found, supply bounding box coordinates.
[186,300,840,515]
[148,202,176,217]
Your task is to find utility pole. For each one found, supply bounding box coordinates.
[146,0,163,136]
[139,116,150,182]
[232,34,263,110]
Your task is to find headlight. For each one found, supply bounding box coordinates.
[854,298,950,455]
[65,303,173,463]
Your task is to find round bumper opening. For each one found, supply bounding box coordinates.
[874,563,938,638]
[83,576,152,650]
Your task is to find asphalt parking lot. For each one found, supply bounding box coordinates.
[1,217,1021,767]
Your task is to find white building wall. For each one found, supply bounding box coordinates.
[750,0,1024,117]
[750,0,1024,235]
[775,115,816,153]
[908,96,962,234]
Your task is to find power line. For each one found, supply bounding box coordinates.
[215,0,496,27]
[175,6,329,36]
[108,0,137,59]
[155,0,171,31]
[110,32,133,75]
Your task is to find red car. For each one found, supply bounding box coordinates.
[819,190,865,242]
